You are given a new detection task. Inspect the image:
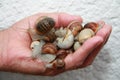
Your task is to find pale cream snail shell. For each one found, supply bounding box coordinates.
[56,29,74,49]
[78,28,95,44]
[31,40,45,58]
[73,41,81,51]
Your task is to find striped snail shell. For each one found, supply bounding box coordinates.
[35,16,55,35]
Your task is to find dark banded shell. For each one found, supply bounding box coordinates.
[84,22,99,33]
[36,17,55,35]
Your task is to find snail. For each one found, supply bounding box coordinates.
[42,43,57,54]
[35,16,55,35]
[67,21,82,36]
[56,29,74,49]
[31,40,56,63]
[42,28,56,42]
[28,16,56,42]
[73,41,81,51]
[45,58,65,69]
[53,58,65,69]
[56,49,72,59]
[78,28,95,44]
[30,40,45,58]
[45,49,72,69]
[84,21,105,33]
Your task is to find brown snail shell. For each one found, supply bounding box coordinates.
[45,58,65,69]
[53,58,65,69]
[56,49,72,59]
[84,21,105,33]
[30,40,56,63]
[35,16,55,35]
[42,43,57,54]
[43,28,56,42]
[78,28,95,44]
[67,21,82,36]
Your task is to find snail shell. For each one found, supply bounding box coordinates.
[29,16,56,42]
[35,16,55,35]
[42,43,57,54]
[73,41,81,51]
[84,21,105,33]
[67,21,82,36]
[40,53,56,63]
[43,28,56,42]
[53,58,65,69]
[45,58,65,69]
[31,40,56,63]
[31,40,45,58]
[56,49,71,59]
[56,29,74,49]
[78,28,95,44]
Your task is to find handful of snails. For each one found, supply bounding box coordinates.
[28,16,104,70]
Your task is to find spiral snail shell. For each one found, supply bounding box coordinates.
[35,16,55,35]
[56,29,74,49]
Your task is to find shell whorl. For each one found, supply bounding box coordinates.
[36,17,55,35]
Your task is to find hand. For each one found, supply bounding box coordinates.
[0,13,112,76]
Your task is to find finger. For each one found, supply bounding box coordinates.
[28,13,83,28]
[64,36,103,70]
[79,23,112,68]
[96,23,112,40]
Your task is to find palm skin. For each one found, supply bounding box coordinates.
[0,13,112,76]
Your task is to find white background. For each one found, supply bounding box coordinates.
[0,0,120,80]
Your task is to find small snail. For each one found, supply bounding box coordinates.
[31,40,56,63]
[56,29,74,49]
[53,58,65,69]
[28,16,56,42]
[84,21,105,33]
[35,16,55,35]
[42,43,57,54]
[56,49,72,59]
[45,58,65,69]
[67,21,82,36]
[78,28,95,44]
[73,41,81,51]
[40,53,56,63]
[30,40,45,58]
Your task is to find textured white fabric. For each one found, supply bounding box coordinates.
[0,0,120,80]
